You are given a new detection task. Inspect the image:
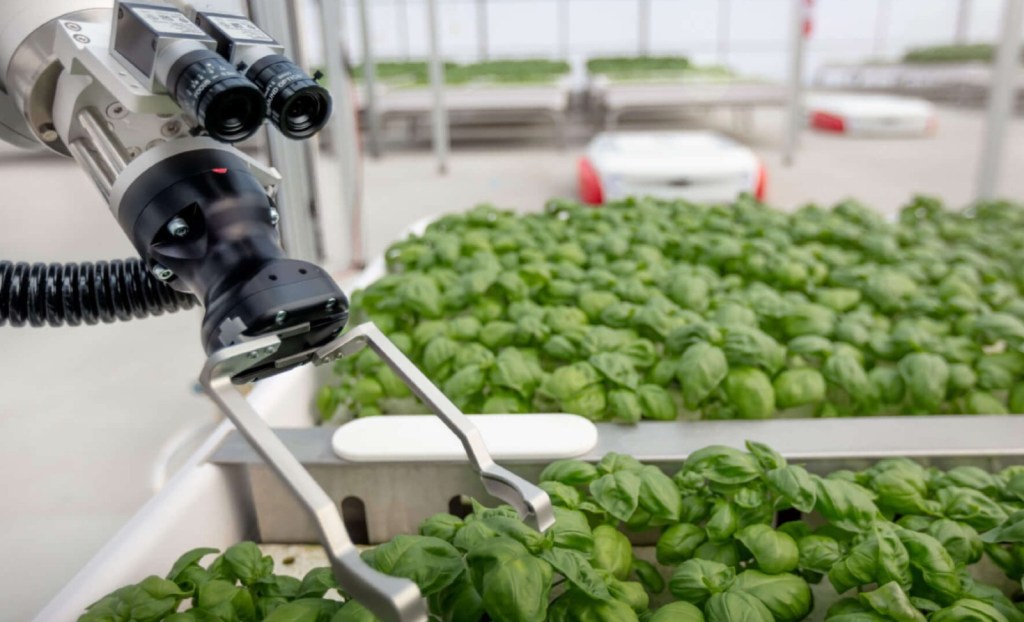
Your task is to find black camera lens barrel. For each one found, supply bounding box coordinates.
[245,54,332,139]
[166,49,266,143]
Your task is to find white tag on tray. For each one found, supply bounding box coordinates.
[332,414,598,462]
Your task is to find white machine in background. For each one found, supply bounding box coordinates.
[579,131,766,205]
[805,93,937,137]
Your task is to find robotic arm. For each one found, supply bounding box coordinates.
[0,0,345,383]
[2,5,554,620]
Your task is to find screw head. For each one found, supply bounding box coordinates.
[269,207,280,226]
[73,33,90,44]
[38,123,58,142]
[161,120,181,137]
[151,264,174,281]
[167,216,189,237]
[263,345,277,355]
[106,103,127,119]
[64,22,82,32]
[248,351,260,359]
[275,310,287,324]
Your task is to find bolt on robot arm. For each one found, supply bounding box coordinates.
[0,0,343,383]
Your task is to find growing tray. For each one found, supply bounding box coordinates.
[39,215,1024,620]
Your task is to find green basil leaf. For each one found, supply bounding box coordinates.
[638,466,682,523]
[418,513,464,543]
[631,558,665,594]
[858,581,926,622]
[549,506,594,553]
[930,599,1013,622]
[684,445,762,485]
[706,500,739,543]
[589,471,642,522]
[677,342,729,409]
[937,487,1009,532]
[704,591,774,622]
[735,525,799,575]
[767,465,818,513]
[480,553,552,622]
[729,570,812,622]
[538,547,611,601]
[370,535,465,596]
[745,441,787,471]
[814,477,880,534]
[656,523,707,565]
[426,572,484,622]
[539,459,598,486]
[797,534,842,574]
[668,558,735,606]
[648,602,705,622]
[895,527,962,601]
[592,525,633,580]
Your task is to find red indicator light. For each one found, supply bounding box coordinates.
[212,168,228,174]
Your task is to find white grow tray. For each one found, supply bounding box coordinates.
[39,216,1024,621]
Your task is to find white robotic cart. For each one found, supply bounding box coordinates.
[805,93,937,137]
[579,130,766,205]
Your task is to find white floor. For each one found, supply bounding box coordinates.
[2,104,1024,621]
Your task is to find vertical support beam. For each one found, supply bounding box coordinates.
[397,0,411,60]
[718,0,731,63]
[357,0,382,158]
[783,0,808,166]
[873,0,891,58]
[976,0,1024,201]
[248,0,322,262]
[426,0,450,175]
[638,0,651,56]
[321,0,364,269]
[558,0,570,60]
[477,0,489,61]
[955,0,973,44]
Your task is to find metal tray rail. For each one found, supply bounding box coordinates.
[212,415,1024,544]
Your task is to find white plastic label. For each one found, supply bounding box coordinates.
[206,15,275,43]
[332,414,599,462]
[134,8,206,36]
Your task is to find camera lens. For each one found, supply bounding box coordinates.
[246,55,332,139]
[166,49,266,143]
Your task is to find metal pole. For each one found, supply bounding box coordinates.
[357,0,382,158]
[397,0,410,60]
[477,0,489,61]
[248,0,322,262]
[426,0,450,175]
[783,0,807,166]
[638,0,651,56]
[873,0,890,58]
[321,0,364,269]
[718,0,731,63]
[558,0,570,60]
[976,0,1023,201]
[955,0,973,44]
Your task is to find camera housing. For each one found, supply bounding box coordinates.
[194,12,333,140]
[110,2,266,143]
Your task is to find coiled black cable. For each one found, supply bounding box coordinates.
[0,259,197,327]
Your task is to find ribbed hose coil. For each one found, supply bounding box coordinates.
[0,259,197,327]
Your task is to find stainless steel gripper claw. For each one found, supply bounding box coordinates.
[199,322,554,622]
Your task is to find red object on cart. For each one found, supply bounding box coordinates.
[578,157,604,205]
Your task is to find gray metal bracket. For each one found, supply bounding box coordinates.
[315,322,554,532]
[199,322,553,621]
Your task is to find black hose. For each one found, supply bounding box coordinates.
[0,259,197,327]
